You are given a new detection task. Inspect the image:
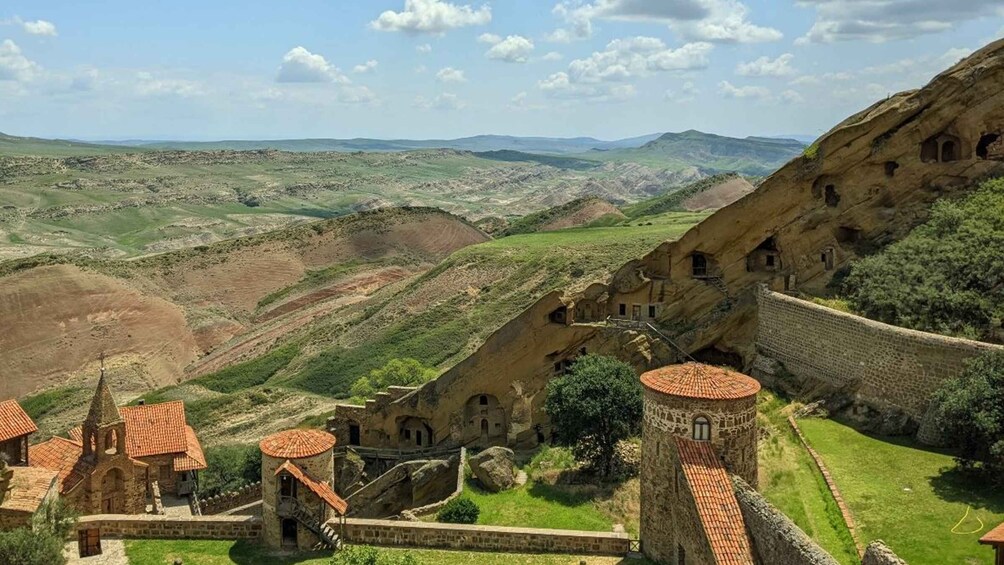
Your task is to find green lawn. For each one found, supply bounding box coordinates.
[123,540,652,565]
[457,477,618,532]
[756,394,859,565]
[798,418,1004,565]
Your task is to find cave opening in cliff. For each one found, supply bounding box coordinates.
[884,161,899,177]
[548,306,567,324]
[691,253,709,278]
[941,140,959,162]
[921,138,940,162]
[977,133,1001,159]
[824,185,840,207]
[746,236,781,273]
[691,346,743,370]
[821,248,835,270]
[836,226,861,244]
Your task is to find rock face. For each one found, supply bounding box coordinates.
[862,541,909,565]
[468,447,516,492]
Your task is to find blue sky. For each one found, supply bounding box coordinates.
[0,0,1001,141]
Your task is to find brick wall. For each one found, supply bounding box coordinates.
[755,287,1002,421]
[200,482,262,515]
[339,518,629,555]
[733,477,841,565]
[74,514,262,540]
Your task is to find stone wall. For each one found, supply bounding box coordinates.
[200,482,262,515]
[74,514,262,540]
[732,478,841,565]
[862,541,910,565]
[339,518,629,555]
[755,287,1002,432]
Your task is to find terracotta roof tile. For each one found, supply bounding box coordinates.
[120,401,188,458]
[981,522,1004,545]
[0,399,38,442]
[28,436,92,494]
[67,426,83,443]
[642,363,761,401]
[675,437,755,565]
[276,459,348,515]
[260,429,336,459]
[0,466,57,514]
[173,426,208,472]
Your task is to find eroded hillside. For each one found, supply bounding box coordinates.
[0,207,487,400]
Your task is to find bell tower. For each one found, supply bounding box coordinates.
[81,354,126,461]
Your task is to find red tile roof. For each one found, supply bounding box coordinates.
[675,437,755,565]
[276,459,348,515]
[28,436,92,494]
[642,363,761,400]
[0,466,57,514]
[260,429,336,459]
[0,399,38,442]
[67,426,83,443]
[119,401,188,458]
[173,425,208,472]
[981,522,1004,545]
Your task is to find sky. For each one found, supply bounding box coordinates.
[0,0,1002,141]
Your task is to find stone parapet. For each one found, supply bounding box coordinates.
[74,514,262,540]
[200,482,262,515]
[338,518,629,555]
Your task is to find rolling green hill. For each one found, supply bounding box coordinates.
[0,132,142,157]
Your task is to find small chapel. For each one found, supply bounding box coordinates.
[28,364,207,515]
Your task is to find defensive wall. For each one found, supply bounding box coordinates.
[754,286,1003,441]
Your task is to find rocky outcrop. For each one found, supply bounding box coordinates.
[345,455,460,519]
[862,541,909,565]
[334,451,366,496]
[468,447,516,492]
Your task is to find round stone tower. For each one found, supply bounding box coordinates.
[639,362,760,563]
[260,428,338,550]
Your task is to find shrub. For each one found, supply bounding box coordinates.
[437,497,480,524]
[199,443,263,498]
[544,354,643,477]
[933,350,1004,483]
[349,358,438,400]
[331,545,421,565]
[0,528,65,565]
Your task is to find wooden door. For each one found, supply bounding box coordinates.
[78,528,101,557]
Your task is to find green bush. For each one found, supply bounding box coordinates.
[933,350,1004,483]
[331,545,421,565]
[199,444,262,498]
[841,177,1004,341]
[0,497,77,565]
[436,498,480,524]
[544,354,643,477]
[192,344,299,393]
[349,358,438,399]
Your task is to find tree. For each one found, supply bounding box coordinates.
[0,497,77,565]
[934,350,1004,483]
[544,354,643,477]
[199,443,262,497]
[349,358,438,400]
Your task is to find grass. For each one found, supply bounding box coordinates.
[122,540,654,565]
[808,296,853,313]
[798,418,1004,565]
[459,478,616,532]
[192,344,300,394]
[756,393,859,565]
[287,213,706,398]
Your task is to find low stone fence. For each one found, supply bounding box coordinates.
[338,518,630,555]
[199,482,262,515]
[74,514,262,540]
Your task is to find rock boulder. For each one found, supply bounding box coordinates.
[468,447,516,492]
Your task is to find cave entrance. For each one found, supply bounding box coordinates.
[691,254,708,278]
[977,133,1002,160]
[836,226,861,244]
[824,185,840,207]
[690,346,743,371]
[746,236,781,273]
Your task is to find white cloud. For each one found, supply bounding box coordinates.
[510,91,528,107]
[719,80,771,100]
[436,66,466,83]
[371,0,491,34]
[21,19,57,36]
[353,60,379,73]
[276,47,348,83]
[415,64,428,74]
[0,39,40,82]
[665,80,699,102]
[135,72,204,98]
[795,0,1002,43]
[416,43,433,53]
[414,92,464,109]
[542,51,564,61]
[780,89,804,104]
[539,37,711,101]
[736,53,795,77]
[552,0,781,44]
[478,33,501,44]
[485,35,534,63]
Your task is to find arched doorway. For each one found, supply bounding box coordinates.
[480,419,489,444]
[101,468,125,514]
[281,518,298,548]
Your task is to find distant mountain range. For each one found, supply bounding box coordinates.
[83,131,807,156]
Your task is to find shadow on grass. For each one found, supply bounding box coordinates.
[229,539,331,565]
[929,466,1004,513]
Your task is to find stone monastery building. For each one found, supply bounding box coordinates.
[2,367,207,517]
